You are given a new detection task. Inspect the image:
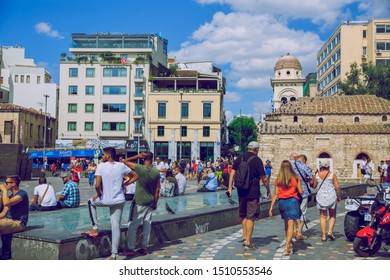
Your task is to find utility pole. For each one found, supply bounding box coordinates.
[43,94,49,171]
[179,91,183,161]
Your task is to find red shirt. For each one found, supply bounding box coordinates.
[72,166,82,182]
[275,176,300,200]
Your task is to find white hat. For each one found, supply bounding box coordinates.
[319,160,330,168]
[248,141,260,149]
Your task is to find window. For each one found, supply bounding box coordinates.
[135,84,143,97]
[14,75,18,83]
[181,126,187,137]
[37,76,41,84]
[85,86,95,95]
[203,126,210,137]
[177,142,191,160]
[120,54,128,59]
[363,46,367,55]
[86,68,95,77]
[102,86,126,95]
[67,122,76,131]
[354,116,360,123]
[376,24,390,34]
[134,120,143,134]
[38,125,40,138]
[181,103,189,118]
[290,97,297,102]
[26,75,30,83]
[200,142,214,162]
[134,103,143,115]
[363,30,367,38]
[84,122,94,131]
[154,142,169,160]
[382,115,388,122]
[68,86,78,95]
[293,116,298,122]
[69,68,78,77]
[102,122,126,131]
[102,104,126,113]
[4,121,12,135]
[203,103,211,118]
[68,103,77,113]
[20,75,24,83]
[30,124,33,137]
[85,104,94,113]
[135,68,143,79]
[281,97,288,104]
[376,42,390,51]
[103,68,127,77]
[157,126,164,137]
[319,117,324,123]
[158,103,166,118]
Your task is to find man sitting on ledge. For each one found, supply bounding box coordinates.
[197,166,218,192]
[0,175,29,260]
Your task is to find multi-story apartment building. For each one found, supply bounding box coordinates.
[0,45,57,117]
[317,19,390,96]
[58,33,168,144]
[149,60,225,161]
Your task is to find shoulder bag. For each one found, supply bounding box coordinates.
[39,184,50,205]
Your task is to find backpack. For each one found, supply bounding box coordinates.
[234,155,256,190]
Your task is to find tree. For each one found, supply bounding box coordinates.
[227,116,258,154]
[60,53,67,61]
[339,62,390,100]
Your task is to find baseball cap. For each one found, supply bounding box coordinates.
[248,141,260,149]
[60,171,71,178]
[319,160,330,168]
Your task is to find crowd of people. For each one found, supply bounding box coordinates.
[1,144,389,260]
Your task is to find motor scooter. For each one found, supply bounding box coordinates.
[353,183,390,257]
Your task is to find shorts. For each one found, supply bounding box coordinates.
[238,197,260,220]
[299,197,308,221]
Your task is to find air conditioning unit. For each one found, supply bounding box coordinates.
[362,54,367,59]
[376,49,382,54]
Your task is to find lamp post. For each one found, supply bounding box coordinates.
[179,91,183,161]
[43,94,49,171]
[137,117,144,156]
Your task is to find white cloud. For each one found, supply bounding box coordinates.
[253,100,273,116]
[196,0,359,26]
[225,91,241,102]
[34,22,64,39]
[358,0,390,19]
[169,12,323,90]
[225,110,235,123]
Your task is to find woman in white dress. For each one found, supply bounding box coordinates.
[313,160,341,241]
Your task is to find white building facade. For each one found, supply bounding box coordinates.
[0,46,57,117]
[58,33,168,146]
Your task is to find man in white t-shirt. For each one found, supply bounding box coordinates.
[174,167,187,195]
[29,177,57,211]
[84,147,137,260]
[155,157,166,184]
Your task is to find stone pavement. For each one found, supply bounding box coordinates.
[96,200,390,261]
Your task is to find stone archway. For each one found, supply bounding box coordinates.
[353,152,371,179]
[316,151,333,172]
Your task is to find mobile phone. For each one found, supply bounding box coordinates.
[225,191,231,197]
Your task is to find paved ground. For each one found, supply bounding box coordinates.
[94,200,390,261]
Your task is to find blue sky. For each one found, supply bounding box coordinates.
[0,0,388,121]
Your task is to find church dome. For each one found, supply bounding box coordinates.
[274,53,302,71]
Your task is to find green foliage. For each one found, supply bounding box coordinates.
[227,116,258,154]
[339,62,390,99]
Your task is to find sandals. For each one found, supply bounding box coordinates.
[295,234,308,240]
[243,243,258,250]
[321,236,327,242]
[82,230,99,238]
[283,248,293,256]
[327,233,336,241]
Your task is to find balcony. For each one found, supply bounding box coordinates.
[134,75,145,82]
[133,112,144,118]
[133,93,145,100]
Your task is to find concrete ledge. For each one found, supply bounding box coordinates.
[7,184,367,259]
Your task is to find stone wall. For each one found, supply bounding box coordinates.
[258,132,390,180]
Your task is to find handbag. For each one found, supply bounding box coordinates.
[294,162,313,203]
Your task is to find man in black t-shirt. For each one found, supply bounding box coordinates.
[228,141,270,249]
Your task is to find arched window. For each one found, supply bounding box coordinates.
[318,152,331,158]
[354,116,360,123]
[290,97,297,102]
[281,97,288,104]
[318,117,324,123]
[382,115,388,122]
[293,116,298,122]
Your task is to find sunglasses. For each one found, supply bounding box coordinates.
[5,181,13,184]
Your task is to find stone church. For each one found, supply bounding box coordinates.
[258,55,390,180]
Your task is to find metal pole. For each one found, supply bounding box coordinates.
[43,94,49,171]
[137,118,143,155]
[179,91,183,161]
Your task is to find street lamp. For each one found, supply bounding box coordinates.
[43,94,49,171]
[179,91,183,161]
[137,109,145,156]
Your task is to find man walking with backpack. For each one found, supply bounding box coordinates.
[228,141,271,249]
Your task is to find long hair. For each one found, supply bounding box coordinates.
[276,160,298,188]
